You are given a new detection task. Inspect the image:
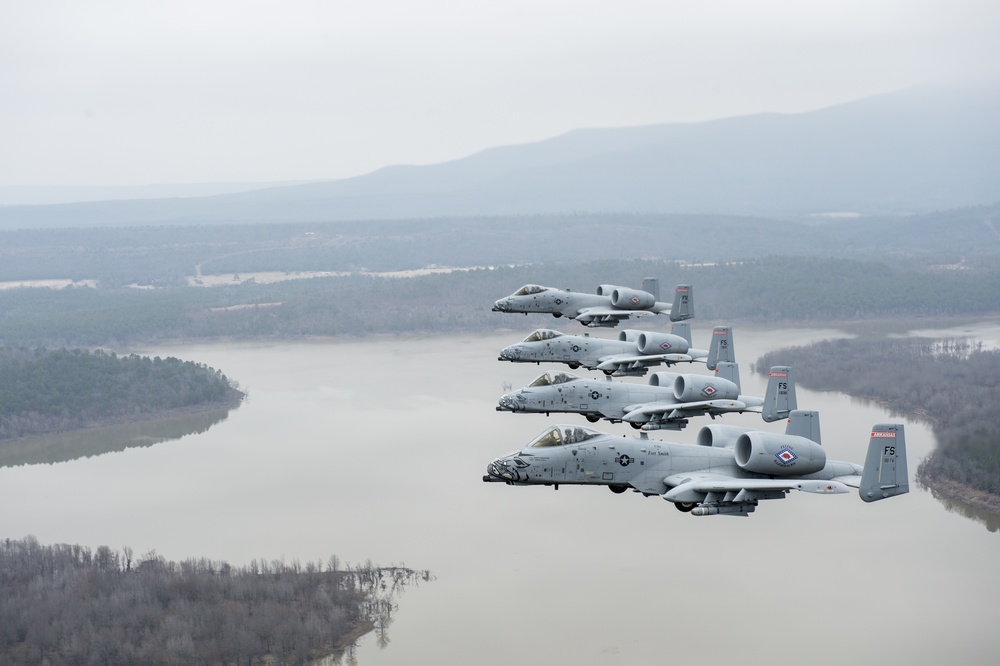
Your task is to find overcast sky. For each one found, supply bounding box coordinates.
[2,1,998,187]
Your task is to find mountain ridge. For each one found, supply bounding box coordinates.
[1,81,997,228]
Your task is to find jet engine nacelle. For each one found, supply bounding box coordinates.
[636,332,690,355]
[618,329,644,343]
[696,424,756,448]
[611,288,656,310]
[673,374,740,402]
[648,372,681,387]
[597,284,628,296]
[734,433,827,476]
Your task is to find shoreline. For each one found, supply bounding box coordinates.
[0,392,244,444]
[918,469,1000,515]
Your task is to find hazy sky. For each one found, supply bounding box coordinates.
[2,1,998,187]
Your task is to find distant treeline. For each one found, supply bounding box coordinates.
[755,337,1000,505]
[1,205,999,287]
[0,256,999,348]
[0,348,244,440]
[0,536,429,666]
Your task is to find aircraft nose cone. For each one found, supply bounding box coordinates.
[492,299,510,312]
[486,458,518,482]
[497,393,521,411]
[498,345,521,361]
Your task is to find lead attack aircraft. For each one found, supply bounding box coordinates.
[492,279,692,328]
[498,322,732,377]
[497,363,797,431]
[483,411,909,516]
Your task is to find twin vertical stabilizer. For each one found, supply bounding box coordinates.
[669,284,694,322]
[706,326,733,370]
[763,366,798,423]
[860,424,909,502]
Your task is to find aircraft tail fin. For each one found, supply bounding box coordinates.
[784,409,820,444]
[715,361,741,391]
[762,366,797,423]
[670,321,693,346]
[669,285,694,322]
[642,277,660,301]
[860,424,909,502]
[706,326,734,370]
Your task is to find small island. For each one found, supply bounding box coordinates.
[0,347,244,443]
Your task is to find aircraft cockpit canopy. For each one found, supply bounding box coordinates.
[528,371,579,387]
[522,329,563,343]
[512,285,548,297]
[528,425,603,448]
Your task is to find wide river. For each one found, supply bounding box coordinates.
[2,322,1000,664]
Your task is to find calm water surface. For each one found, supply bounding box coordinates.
[2,324,998,665]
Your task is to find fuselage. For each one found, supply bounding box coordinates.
[498,328,704,377]
[497,373,674,421]
[492,285,670,323]
[492,286,604,317]
[483,425,862,499]
[497,371,764,425]
[498,330,636,369]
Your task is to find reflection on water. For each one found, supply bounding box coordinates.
[0,406,237,467]
[315,567,433,666]
[924,485,1000,533]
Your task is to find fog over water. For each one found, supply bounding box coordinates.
[1,324,998,664]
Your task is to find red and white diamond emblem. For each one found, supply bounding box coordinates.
[775,448,798,465]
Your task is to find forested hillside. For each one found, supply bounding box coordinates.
[0,349,243,440]
[2,206,999,287]
[755,338,1000,509]
[0,536,429,666]
[0,256,997,348]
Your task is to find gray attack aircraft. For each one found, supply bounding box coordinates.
[499,322,733,377]
[483,411,909,516]
[498,363,797,431]
[492,278,692,328]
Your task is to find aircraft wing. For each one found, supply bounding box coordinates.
[575,307,657,321]
[623,399,758,422]
[663,473,851,501]
[595,353,698,371]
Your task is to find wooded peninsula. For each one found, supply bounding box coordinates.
[0,536,429,666]
[0,348,243,442]
[755,337,1000,513]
